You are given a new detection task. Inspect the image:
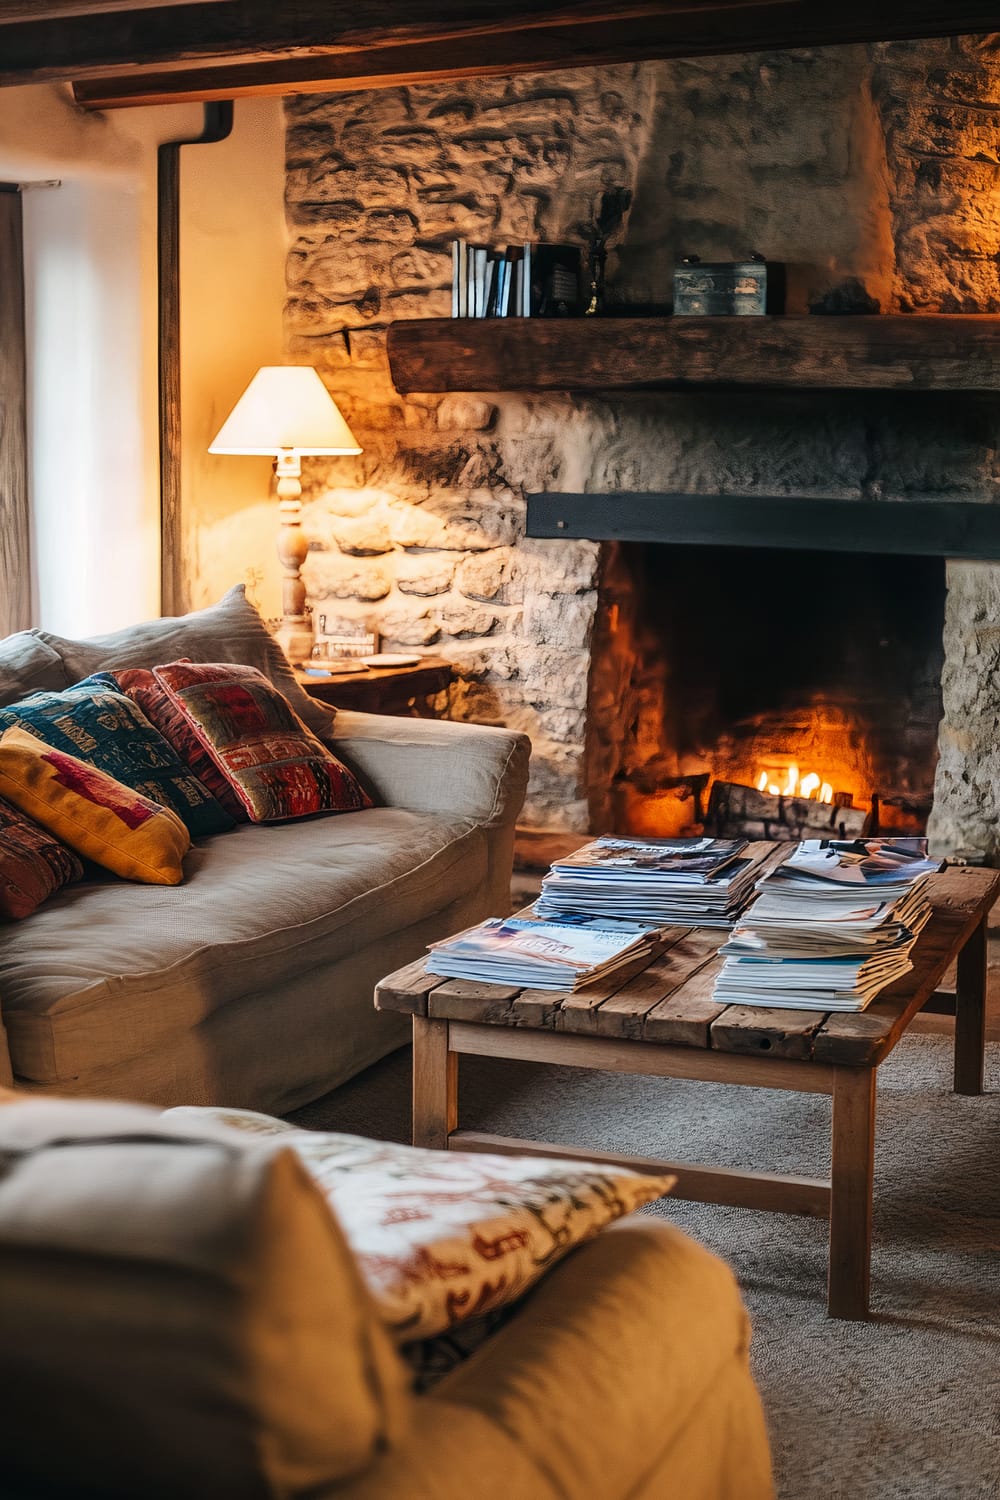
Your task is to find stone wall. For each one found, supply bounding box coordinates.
[284,36,1000,853]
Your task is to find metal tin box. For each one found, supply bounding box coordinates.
[673,257,784,316]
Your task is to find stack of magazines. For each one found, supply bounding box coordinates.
[534,836,759,927]
[426,915,660,993]
[713,838,940,1012]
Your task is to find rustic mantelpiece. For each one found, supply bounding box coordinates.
[386,314,1000,396]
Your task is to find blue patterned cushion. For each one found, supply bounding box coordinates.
[0,675,233,838]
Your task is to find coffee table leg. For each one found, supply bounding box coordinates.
[954,914,988,1097]
[412,1015,458,1149]
[829,1066,876,1320]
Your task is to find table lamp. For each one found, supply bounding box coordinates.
[209,365,362,659]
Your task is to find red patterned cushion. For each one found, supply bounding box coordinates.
[0,794,83,920]
[105,666,247,823]
[153,661,372,824]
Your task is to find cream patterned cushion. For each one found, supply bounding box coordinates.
[168,1107,674,1341]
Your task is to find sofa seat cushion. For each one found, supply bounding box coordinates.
[1,808,486,1083]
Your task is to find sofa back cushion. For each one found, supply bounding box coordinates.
[0,677,232,838]
[0,631,68,707]
[0,1097,407,1500]
[34,585,335,742]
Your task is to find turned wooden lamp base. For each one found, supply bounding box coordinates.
[274,453,315,661]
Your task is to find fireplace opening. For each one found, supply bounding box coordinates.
[586,541,947,842]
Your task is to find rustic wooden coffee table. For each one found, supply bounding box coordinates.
[376,847,998,1319]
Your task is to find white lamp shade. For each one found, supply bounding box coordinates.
[209,366,361,456]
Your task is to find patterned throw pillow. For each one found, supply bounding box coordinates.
[153,661,372,824]
[100,667,247,823]
[0,678,232,839]
[167,1108,674,1341]
[0,795,83,920]
[0,727,191,886]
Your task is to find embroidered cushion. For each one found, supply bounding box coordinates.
[0,727,191,886]
[0,796,83,920]
[101,667,247,823]
[153,661,372,824]
[0,677,232,838]
[168,1108,674,1341]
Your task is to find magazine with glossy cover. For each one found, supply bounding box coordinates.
[426,916,657,991]
[550,836,748,883]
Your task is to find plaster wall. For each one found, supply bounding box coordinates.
[179,97,287,623]
[0,84,198,635]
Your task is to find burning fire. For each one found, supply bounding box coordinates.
[756,764,833,804]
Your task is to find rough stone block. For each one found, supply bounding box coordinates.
[396,554,457,596]
[388,490,522,552]
[438,395,497,432]
[455,547,522,604]
[378,605,441,648]
[303,557,392,602]
[329,514,394,556]
[437,603,502,639]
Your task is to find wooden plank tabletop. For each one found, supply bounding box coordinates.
[376,856,1000,1068]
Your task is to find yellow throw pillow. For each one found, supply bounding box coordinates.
[0,726,190,886]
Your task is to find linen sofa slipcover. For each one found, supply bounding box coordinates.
[0,1095,775,1500]
[0,590,529,1111]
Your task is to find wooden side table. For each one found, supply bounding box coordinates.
[375,851,999,1321]
[296,656,453,716]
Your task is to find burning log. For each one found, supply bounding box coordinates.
[707,780,870,842]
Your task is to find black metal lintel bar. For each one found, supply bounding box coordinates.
[526,492,1000,559]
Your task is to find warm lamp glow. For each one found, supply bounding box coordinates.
[208,366,361,659]
[209,365,361,457]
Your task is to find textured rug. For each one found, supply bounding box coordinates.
[290,1032,1000,1499]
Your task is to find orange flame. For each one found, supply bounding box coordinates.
[756,764,833,804]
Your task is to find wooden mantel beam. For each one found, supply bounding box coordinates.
[0,0,223,19]
[2,1,1000,103]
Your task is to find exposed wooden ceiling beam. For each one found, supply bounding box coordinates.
[4,1,1000,106]
[0,0,224,19]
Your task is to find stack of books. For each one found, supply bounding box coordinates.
[713,838,940,1013]
[451,241,581,318]
[426,914,660,993]
[534,836,759,927]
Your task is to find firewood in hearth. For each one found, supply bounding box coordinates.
[707,781,869,842]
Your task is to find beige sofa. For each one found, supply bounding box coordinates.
[0,589,528,1112]
[0,1095,776,1500]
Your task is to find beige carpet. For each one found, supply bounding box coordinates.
[291,1029,1000,1500]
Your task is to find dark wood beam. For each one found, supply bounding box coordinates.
[0,185,30,635]
[386,315,1000,396]
[0,0,224,19]
[157,102,234,616]
[2,1,1000,97]
[526,493,1000,560]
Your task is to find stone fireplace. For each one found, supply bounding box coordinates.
[282,35,1000,860]
[584,539,946,841]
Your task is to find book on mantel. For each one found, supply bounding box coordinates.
[713,838,940,1012]
[534,835,759,927]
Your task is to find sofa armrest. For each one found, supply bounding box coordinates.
[329,711,530,829]
[431,1219,774,1500]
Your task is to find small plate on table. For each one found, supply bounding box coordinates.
[360,653,422,668]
